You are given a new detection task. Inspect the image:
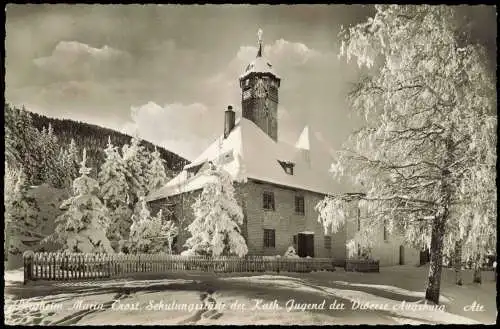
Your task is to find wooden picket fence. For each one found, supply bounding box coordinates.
[345,259,380,272]
[23,251,336,283]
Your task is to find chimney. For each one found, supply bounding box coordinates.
[224,105,236,139]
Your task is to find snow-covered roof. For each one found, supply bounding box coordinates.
[239,38,280,80]
[146,118,345,201]
[295,126,310,150]
[240,56,280,80]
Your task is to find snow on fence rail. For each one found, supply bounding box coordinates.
[345,259,380,272]
[23,251,336,283]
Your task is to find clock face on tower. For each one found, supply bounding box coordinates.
[242,89,252,100]
[254,78,267,98]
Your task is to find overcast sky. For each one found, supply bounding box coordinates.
[5,5,496,160]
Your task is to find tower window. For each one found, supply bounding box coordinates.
[245,79,250,87]
[242,89,252,100]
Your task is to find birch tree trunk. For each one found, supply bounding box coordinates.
[473,253,482,284]
[316,4,496,306]
[426,135,453,304]
[425,216,446,304]
[454,240,463,285]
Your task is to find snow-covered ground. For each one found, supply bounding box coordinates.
[4,264,496,325]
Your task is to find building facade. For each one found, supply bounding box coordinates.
[147,31,419,265]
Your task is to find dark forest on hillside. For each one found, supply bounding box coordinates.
[29,111,189,175]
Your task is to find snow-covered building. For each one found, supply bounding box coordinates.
[147,32,419,265]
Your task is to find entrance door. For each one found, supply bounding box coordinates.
[297,233,314,258]
[399,245,405,265]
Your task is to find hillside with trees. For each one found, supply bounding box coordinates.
[4,103,184,267]
[27,107,188,176]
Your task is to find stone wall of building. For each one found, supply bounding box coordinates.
[148,182,420,266]
[365,226,420,266]
[148,180,346,259]
[343,201,420,266]
[242,180,346,258]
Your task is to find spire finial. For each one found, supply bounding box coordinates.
[257,28,263,57]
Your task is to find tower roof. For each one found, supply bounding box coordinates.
[240,29,280,80]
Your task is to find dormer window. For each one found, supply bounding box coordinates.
[278,160,295,175]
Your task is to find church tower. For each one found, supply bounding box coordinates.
[239,29,281,141]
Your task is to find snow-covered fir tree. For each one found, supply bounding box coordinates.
[122,136,149,203]
[65,138,80,183]
[4,162,17,213]
[57,148,66,167]
[5,107,18,166]
[4,163,15,260]
[57,148,73,188]
[139,144,154,193]
[5,105,24,167]
[128,197,178,253]
[25,111,46,185]
[4,167,42,257]
[5,105,43,185]
[147,146,168,192]
[46,149,114,253]
[99,137,132,247]
[38,124,62,187]
[316,5,496,304]
[184,163,248,257]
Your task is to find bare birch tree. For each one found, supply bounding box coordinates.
[316,5,496,304]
